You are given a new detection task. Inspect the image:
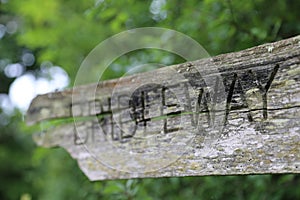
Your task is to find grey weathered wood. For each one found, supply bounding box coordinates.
[27,35,300,181]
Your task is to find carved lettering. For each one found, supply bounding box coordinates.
[74,121,97,145]
[161,85,183,133]
[72,64,279,143]
[249,64,279,119]
[221,64,279,127]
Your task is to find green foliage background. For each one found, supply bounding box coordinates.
[1,0,300,199]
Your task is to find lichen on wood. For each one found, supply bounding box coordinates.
[27,35,300,181]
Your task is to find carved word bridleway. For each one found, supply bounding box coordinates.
[26,35,300,180]
[71,64,279,145]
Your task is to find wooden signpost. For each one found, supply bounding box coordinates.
[27,35,300,181]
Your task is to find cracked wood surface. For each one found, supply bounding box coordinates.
[27,35,300,181]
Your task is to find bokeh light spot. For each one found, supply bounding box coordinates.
[8,66,70,112]
[0,24,6,39]
[22,53,35,66]
[4,63,24,78]
[6,20,18,34]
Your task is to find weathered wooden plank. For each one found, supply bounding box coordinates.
[27,35,300,180]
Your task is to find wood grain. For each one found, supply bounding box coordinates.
[27,35,300,181]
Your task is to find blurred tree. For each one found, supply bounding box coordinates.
[0,0,300,199]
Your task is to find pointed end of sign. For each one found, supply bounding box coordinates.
[26,94,44,126]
